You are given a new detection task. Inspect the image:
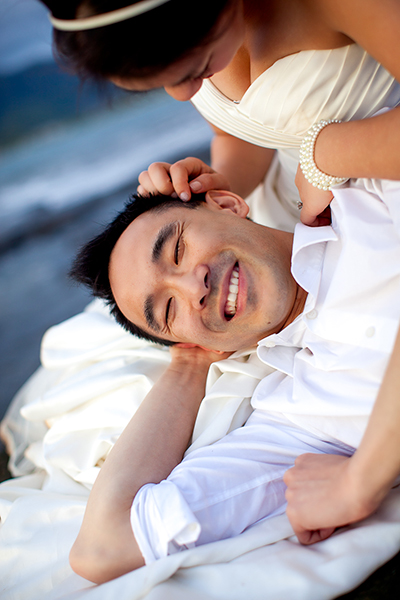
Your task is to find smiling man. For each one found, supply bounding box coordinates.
[108,190,305,351]
[69,180,400,584]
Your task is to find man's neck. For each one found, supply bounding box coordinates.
[281,284,308,331]
[263,228,307,333]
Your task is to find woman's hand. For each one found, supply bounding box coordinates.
[285,323,400,544]
[295,166,333,227]
[283,453,378,545]
[137,157,230,201]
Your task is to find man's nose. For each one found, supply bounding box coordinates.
[177,264,209,309]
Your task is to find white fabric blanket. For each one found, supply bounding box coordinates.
[1,299,400,600]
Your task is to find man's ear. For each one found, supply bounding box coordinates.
[205,190,249,218]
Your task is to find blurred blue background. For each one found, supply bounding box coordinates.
[0,0,212,421]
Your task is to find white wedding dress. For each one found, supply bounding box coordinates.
[192,44,400,230]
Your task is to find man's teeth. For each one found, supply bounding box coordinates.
[225,266,239,317]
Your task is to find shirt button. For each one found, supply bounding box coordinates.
[306,309,318,320]
[263,341,276,348]
[365,326,376,338]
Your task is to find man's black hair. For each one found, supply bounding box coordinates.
[70,193,206,346]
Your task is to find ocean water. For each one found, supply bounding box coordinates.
[0,0,212,247]
[0,91,212,246]
[0,0,53,76]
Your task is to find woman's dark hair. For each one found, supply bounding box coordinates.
[70,192,206,346]
[40,0,232,80]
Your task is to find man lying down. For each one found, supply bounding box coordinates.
[69,179,400,584]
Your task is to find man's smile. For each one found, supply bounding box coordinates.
[224,262,239,320]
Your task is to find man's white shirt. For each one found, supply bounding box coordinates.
[254,178,400,449]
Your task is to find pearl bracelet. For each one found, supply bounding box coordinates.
[299,119,349,190]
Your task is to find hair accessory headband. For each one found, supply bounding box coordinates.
[50,0,172,31]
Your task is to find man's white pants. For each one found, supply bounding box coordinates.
[130,411,352,563]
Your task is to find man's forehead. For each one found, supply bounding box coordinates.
[118,203,186,248]
[125,199,207,245]
[110,201,203,297]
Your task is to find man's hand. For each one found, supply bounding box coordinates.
[295,166,333,227]
[137,157,230,201]
[170,343,231,372]
[283,453,377,545]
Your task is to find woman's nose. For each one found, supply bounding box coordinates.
[164,77,203,102]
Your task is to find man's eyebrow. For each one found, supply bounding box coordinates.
[152,222,176,263]
[144,294,160,333]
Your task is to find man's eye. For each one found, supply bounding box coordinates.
[174,235,182,264]
[165,298,172,326]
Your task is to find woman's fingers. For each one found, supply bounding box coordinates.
[145,162,175,196]
[137,158,230,201]
[189,172,231,194]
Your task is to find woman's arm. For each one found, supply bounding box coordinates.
[209,127,275,200]
[314,108,400,182]
[69,345,229,583]
[297,0,400,224]
[314,0,400,179]
[284,323,400,544]
[297,109,400,226]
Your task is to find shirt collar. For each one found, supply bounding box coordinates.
[258,222,338,352]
